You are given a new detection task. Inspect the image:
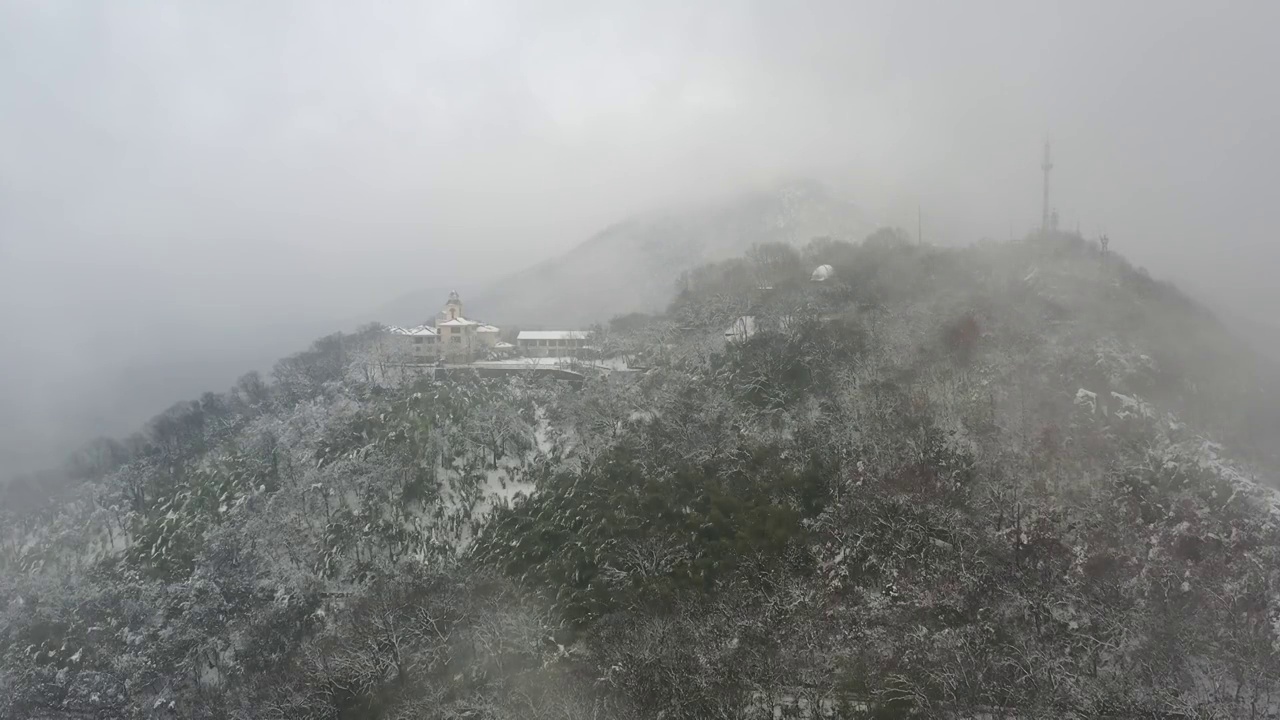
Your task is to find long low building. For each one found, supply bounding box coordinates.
[517,330,590,357]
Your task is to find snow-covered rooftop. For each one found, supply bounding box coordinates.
[517,330,589,341]
[386,324,438,336]
[438,317,480,327]
[477,324,500,333]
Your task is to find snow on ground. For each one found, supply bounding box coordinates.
[534,405,555,455]
[476,456,536,517]
[466,406,553,527]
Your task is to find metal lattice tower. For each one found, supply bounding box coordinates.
[1041,140,1053,233]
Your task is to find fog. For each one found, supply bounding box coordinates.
[3,0,1279,478]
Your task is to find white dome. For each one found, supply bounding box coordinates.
[810,264,834,281]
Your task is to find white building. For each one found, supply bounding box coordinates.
[384,323,440,362]
[385,291,502,363]
[517,330,590,357]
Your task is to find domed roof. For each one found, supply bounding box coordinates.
[811,264,834,281]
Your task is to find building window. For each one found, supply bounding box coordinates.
[413,337,424,345]
[451,336,461,344]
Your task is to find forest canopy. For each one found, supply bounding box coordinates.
[4,231,1280,719]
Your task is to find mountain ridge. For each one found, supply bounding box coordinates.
[365,180,873,330]
[6,230,1280,718]
[468,179,875,328]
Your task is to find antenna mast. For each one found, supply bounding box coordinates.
[1041,139,1053,233]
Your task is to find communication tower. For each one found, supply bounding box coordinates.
[1041,140,1053,233]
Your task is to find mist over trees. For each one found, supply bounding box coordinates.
[4,228,1280,718]
[8,0,1280,540]
[7,3,1280,717]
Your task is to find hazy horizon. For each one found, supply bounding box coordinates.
[5,0,1280,478]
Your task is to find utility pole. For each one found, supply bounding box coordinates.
[917,203,923,245]
[1041,139,1053,233]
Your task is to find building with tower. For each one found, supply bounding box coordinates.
[384,291,505,363]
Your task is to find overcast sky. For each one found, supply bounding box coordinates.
[3,0,1279,476]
